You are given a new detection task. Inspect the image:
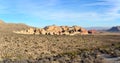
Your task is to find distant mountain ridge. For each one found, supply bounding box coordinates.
[86,27,110,30]
[107,26,120,32]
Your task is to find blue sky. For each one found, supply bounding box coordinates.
[0,0,120,27]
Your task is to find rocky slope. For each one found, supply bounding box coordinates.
[0,20,31,32]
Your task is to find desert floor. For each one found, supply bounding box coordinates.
[0,32,120,63]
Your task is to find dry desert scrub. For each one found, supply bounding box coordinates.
[0,32,120,62]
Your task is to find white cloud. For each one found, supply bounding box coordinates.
[82,1,111,6]
[18,3,118,22]
[109,0,120,13]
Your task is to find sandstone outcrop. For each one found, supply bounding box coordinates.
[44,25,62,35]
[13,25,90,35]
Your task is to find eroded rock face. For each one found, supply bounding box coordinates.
[13,25,89,35]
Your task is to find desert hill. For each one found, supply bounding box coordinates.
[107,26,120,32]
[0,20,32,32]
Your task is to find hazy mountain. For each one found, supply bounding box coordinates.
[107,26,120,32]
[85,27,110,30]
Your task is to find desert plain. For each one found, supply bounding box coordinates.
[0,21,120,63]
